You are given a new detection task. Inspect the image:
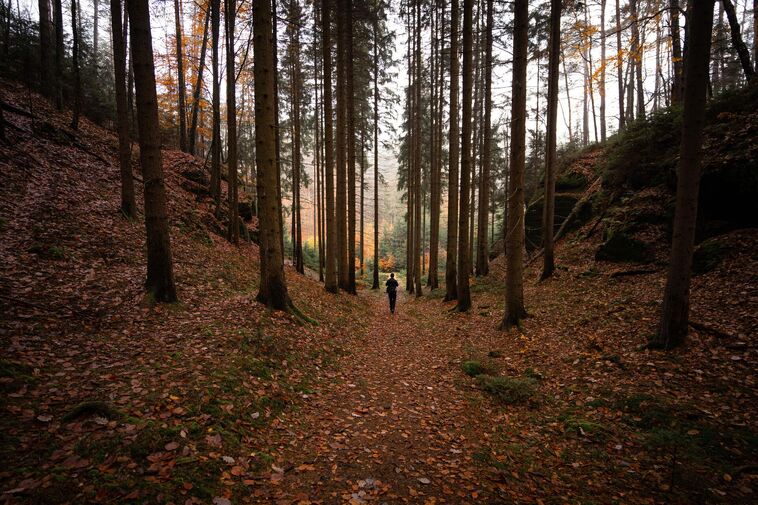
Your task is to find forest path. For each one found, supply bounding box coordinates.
[267,289,502,504]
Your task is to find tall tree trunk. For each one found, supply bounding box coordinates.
[722,0,755,80]
[372,0,380,290]
[127,0,178,302]
[70,0,81,129]
[38,0,54,98]
[93,0,98,73]
[322,0,338,293]
[428,0,443,289]
[541,0,561,280]
[653,0,715,348]
[253,0,290,310]
[444,0,460,302]
[360,131,365,277]
[313,14,324,282]
[475,0,493,277]
[336,0,349,291]
[630,0,645,119]
[406,10,414,294]
[413,0,422,297]
[174,0,188,151]
[500,0,527,329]
[616,0,625,129]
[288,0,303,271]
[111,0,136,218]
[210,0,221,208]
[188,6,210,155]
[225,0,238,244]
[347,0,357,294]
[456,0,473,310]
[600,0,607,142]
[53,0,63,109]
[670,0,683,104]
[561,42,573,142]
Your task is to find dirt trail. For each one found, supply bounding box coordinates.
[268,290,500,504]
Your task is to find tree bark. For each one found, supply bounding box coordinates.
[541,0,561,280]
[127,0,178,303]
[38,0,54,99]
[722,0,755,80]
[616,0,625,129]
[336,0,349,291]
[413,0,422,297]
[70,0,81,129]
[475,0,493,277]
[53,0,64,109]
[111,0,136,218]
[654,0,714,348]
[444,0,460,302]
[372,0,380,290]
[347,0,357,294]
[669,0,683,104]
[253,0,290,310]
[210,0,221,208]
[322,0,338,292]
[600,0,607,142]
[500,0,528,329]
[174,0,188,151]
[225,0,238,244]
[188,6,210,155]
[456,0,473,310]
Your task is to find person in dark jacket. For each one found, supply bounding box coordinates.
[385,273,399,314]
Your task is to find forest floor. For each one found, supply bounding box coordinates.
[1,82,757,504]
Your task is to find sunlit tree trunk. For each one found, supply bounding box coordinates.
[127,0,178,302]
[631,0,644,119]
[600,0,607,142]
[253,0,290,310]
[654,0,714,348]
[500,0,527,329]
[111,0,136,218]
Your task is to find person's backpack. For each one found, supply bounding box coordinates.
[386,280,397,294]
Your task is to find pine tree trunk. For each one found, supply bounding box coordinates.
[428,0,443,290]
[127,0,178,302]
[722,0,755,80]
[413,0,422,297]
[174,0,188,151]
[444,0,460,302]
[188,4,209,155]
[53,0,63,109]
[322,0,338,293]
[541,0,561,280]
[93,0,98,73]
[630,0,645,119]
[456,0,474,310]
[313,15,324,281]
[336,0,349,291]
[253,0,290,310]
[225,0,238,244]
[600,0,607,142]
[475,0,493,277]
[670,0,683,104]
[616,0,625,129]
[372,1,380,290]
[210,0,221,208]
[111,0,136,218]
[500,0,528,329]
[70,0,81,129]
[360,129,365,277]
[347,0,357,294]
[654,0,714,348]
[38,0,54,99]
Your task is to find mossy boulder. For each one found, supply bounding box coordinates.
[595,225,652,263]
[692,238,731,275]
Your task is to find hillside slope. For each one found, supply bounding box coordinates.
[0,81,369,503]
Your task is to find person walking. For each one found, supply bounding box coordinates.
[385,273,399,314]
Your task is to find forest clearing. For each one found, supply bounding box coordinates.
[1,0,757,503]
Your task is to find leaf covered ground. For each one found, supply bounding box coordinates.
[1,82,757,504]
